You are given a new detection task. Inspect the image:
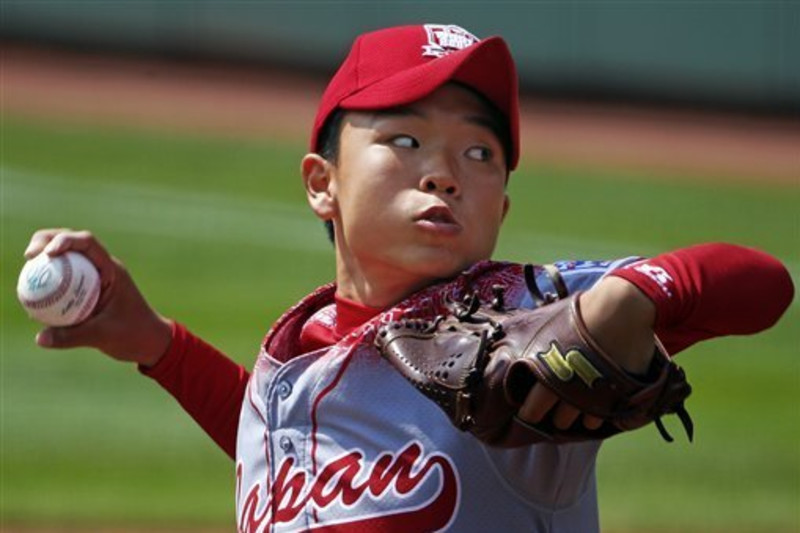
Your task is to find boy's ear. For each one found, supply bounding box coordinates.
[301,153,337,220]
[501,193,510,222]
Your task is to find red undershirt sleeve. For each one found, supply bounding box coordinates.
[608,243,794,354]
[140,321,250,460]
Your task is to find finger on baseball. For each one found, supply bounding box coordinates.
[24,228,72,259]
[36,322,98,350]
[42,230,116,281]
[518,384,559,423]
[36,326,82,349]
[43,229,105,258]
[35,329,56,348]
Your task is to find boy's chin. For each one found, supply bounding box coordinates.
[405,252,487,282]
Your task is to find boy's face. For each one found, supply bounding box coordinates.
[306,83,510,296]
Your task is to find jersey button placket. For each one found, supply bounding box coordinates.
[272,378,296,459]
[279,435,294,452]
[277,380,293,400]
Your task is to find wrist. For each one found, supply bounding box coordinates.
[135,315,174,369]
[579,277,657,374]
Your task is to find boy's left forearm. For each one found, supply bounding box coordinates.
[579,276,657,375]
[608,243,794,354]
[581,243,795,369]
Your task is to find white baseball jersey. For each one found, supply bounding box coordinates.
[235,258,639,532]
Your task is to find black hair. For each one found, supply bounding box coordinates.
[316,108,346,243]
[314,83,513,243]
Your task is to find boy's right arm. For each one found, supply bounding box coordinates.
[139,321,249,459]
[24,229,248,459]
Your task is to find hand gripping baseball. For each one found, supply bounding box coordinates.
[23,229,172,367]
[375,280,693,447]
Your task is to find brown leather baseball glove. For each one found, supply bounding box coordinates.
[375,276,693,447]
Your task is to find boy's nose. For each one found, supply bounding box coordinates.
[420,171,460,197]
[421,176,458,195]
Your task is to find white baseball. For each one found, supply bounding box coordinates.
[17,251,101,327]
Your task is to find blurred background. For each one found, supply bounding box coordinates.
[2,2,798,532]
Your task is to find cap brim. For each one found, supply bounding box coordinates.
[340,37,519,169]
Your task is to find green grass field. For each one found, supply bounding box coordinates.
[2,115,798,531]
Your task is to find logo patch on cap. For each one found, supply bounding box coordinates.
[422,24,480,58]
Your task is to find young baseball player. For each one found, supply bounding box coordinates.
[25,24,793,532]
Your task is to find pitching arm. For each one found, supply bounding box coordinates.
[140,323,249,460]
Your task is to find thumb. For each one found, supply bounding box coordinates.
[36,324,98,350]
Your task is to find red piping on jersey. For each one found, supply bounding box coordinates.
[310,349,359,477]
[240,382,275,533]
[307,348,361,526]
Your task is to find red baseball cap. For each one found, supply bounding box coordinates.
[310,24,520,170]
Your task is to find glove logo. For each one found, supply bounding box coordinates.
[539,343,603,387]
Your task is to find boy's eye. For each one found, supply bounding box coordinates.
[390,135,420,149]
[466,146,492,162]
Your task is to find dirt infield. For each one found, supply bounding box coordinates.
[3,43,798,184]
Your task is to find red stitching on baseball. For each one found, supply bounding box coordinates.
[75,276,101,323]
[19,255,73,310]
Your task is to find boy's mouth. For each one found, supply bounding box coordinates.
[414,206,462,235]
